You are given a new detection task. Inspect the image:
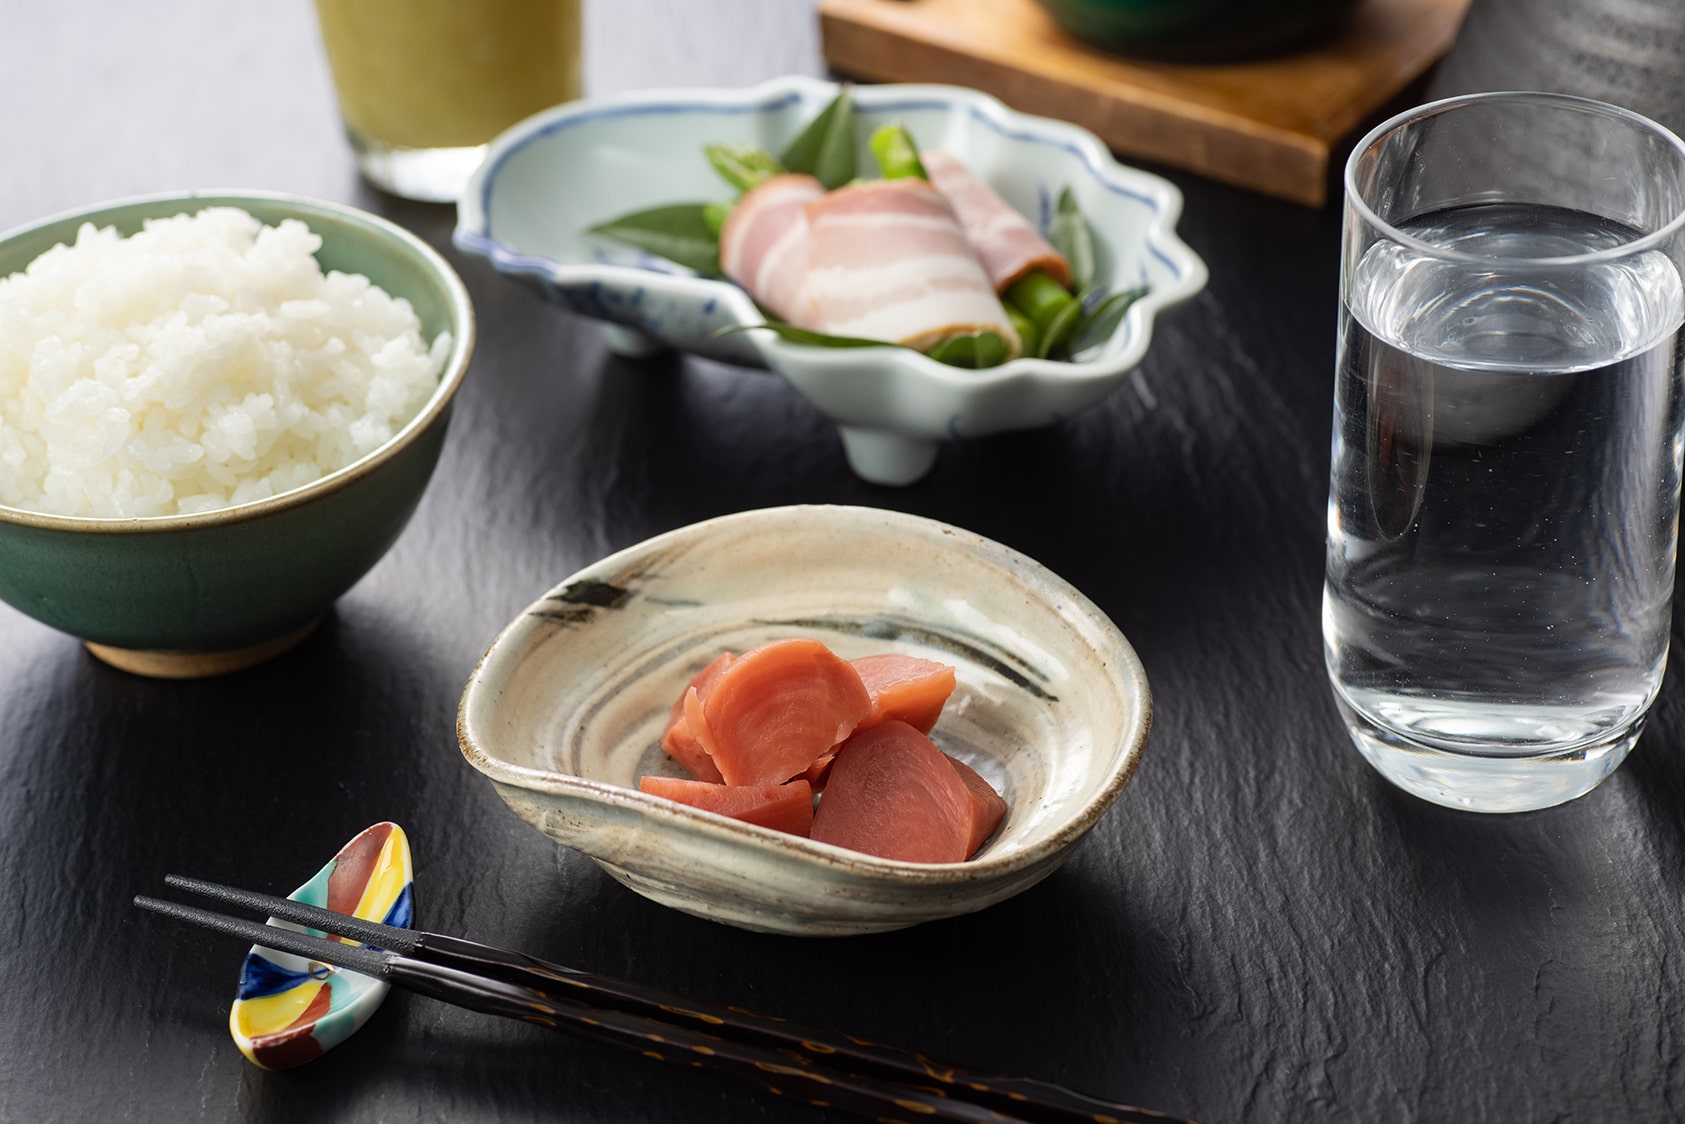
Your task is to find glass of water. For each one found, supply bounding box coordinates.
[1324,92,1685,813]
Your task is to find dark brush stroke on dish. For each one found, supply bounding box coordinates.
[547,579,634,609]
[529,579,635,626]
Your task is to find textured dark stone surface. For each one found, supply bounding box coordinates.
[2,3,1683,1121]
[1430,0,1685,139]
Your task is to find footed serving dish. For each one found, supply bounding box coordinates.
[454,76,1205,485]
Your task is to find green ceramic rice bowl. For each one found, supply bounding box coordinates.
[0,191,474,676]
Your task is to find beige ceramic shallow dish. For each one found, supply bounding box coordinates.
[456,505,1151,936]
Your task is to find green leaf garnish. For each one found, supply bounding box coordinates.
[704,144,786,194]
[927,331,1011,369]
[780,87,857,190]
[1035,297,1086,360]
[1070,286,1150,356]
[587,203,722,276]
[1047,187,1096,294]
[717,322,1011,370]
[715,322,899,349]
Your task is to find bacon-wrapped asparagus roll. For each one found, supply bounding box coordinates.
[721,175,1018,357]
[800,179,1019,355]
[909,145,1084,356]
[719,173,826,325]
[922,150,1072,294]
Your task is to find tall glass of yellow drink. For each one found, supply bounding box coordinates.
[312,0,582,202]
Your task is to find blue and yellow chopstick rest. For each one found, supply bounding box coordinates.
[228,822,414,1068]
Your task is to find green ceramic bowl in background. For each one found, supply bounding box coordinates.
[0,191,474,677]
[1034,0,1362,61]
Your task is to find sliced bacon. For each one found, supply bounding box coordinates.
[922,151,1071,293]
[718,173,824,324]
[801,179,1020,356]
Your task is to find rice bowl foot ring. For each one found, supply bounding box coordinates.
[838,426,940,486]
[228,822,415,1069]
[600,323,669,359]
[84,616,324,679]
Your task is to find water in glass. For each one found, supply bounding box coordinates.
[1325,201,1685,799]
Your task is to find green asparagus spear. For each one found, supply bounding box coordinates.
[1035,292,1086,360]
[1005,305,1040,358]
[701,201,733,238]
[1003,270,1069,325]
[705,143,786,194]
[868,123,928,181]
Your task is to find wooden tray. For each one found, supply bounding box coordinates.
[819,0,1471,206]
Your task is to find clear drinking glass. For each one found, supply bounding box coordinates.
[1323,92,1685,812]
[312,0,582,203]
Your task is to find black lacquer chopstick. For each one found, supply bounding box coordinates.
[145,876,1191,1124]
[137,894,1015,1123]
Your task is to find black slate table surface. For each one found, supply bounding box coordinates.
[3,4,1681,1122]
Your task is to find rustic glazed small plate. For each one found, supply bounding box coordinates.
[456,505,1151,937]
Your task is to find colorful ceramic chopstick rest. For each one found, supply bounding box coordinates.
[227,822,415,1068]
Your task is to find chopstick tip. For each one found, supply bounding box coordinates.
[133,895,189,923]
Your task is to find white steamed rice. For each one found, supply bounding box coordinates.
[0,206,450,518]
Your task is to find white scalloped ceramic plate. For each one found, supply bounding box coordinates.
[456,505,1151,937]
[454,76,1207,485]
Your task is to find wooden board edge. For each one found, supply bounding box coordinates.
[820,11,1330,206]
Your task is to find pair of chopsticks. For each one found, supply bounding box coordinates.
[136,877,1193,1124]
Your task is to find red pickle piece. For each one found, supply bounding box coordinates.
[943,752,1007,858]
[850,653,957,735]
[699,639,873,786]
[810,720,974,863]
[660,653,735,783]
[638,776,815,837]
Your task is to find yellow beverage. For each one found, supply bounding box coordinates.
[314,0,581,152]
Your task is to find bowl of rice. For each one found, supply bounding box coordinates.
[0,191,474,676]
